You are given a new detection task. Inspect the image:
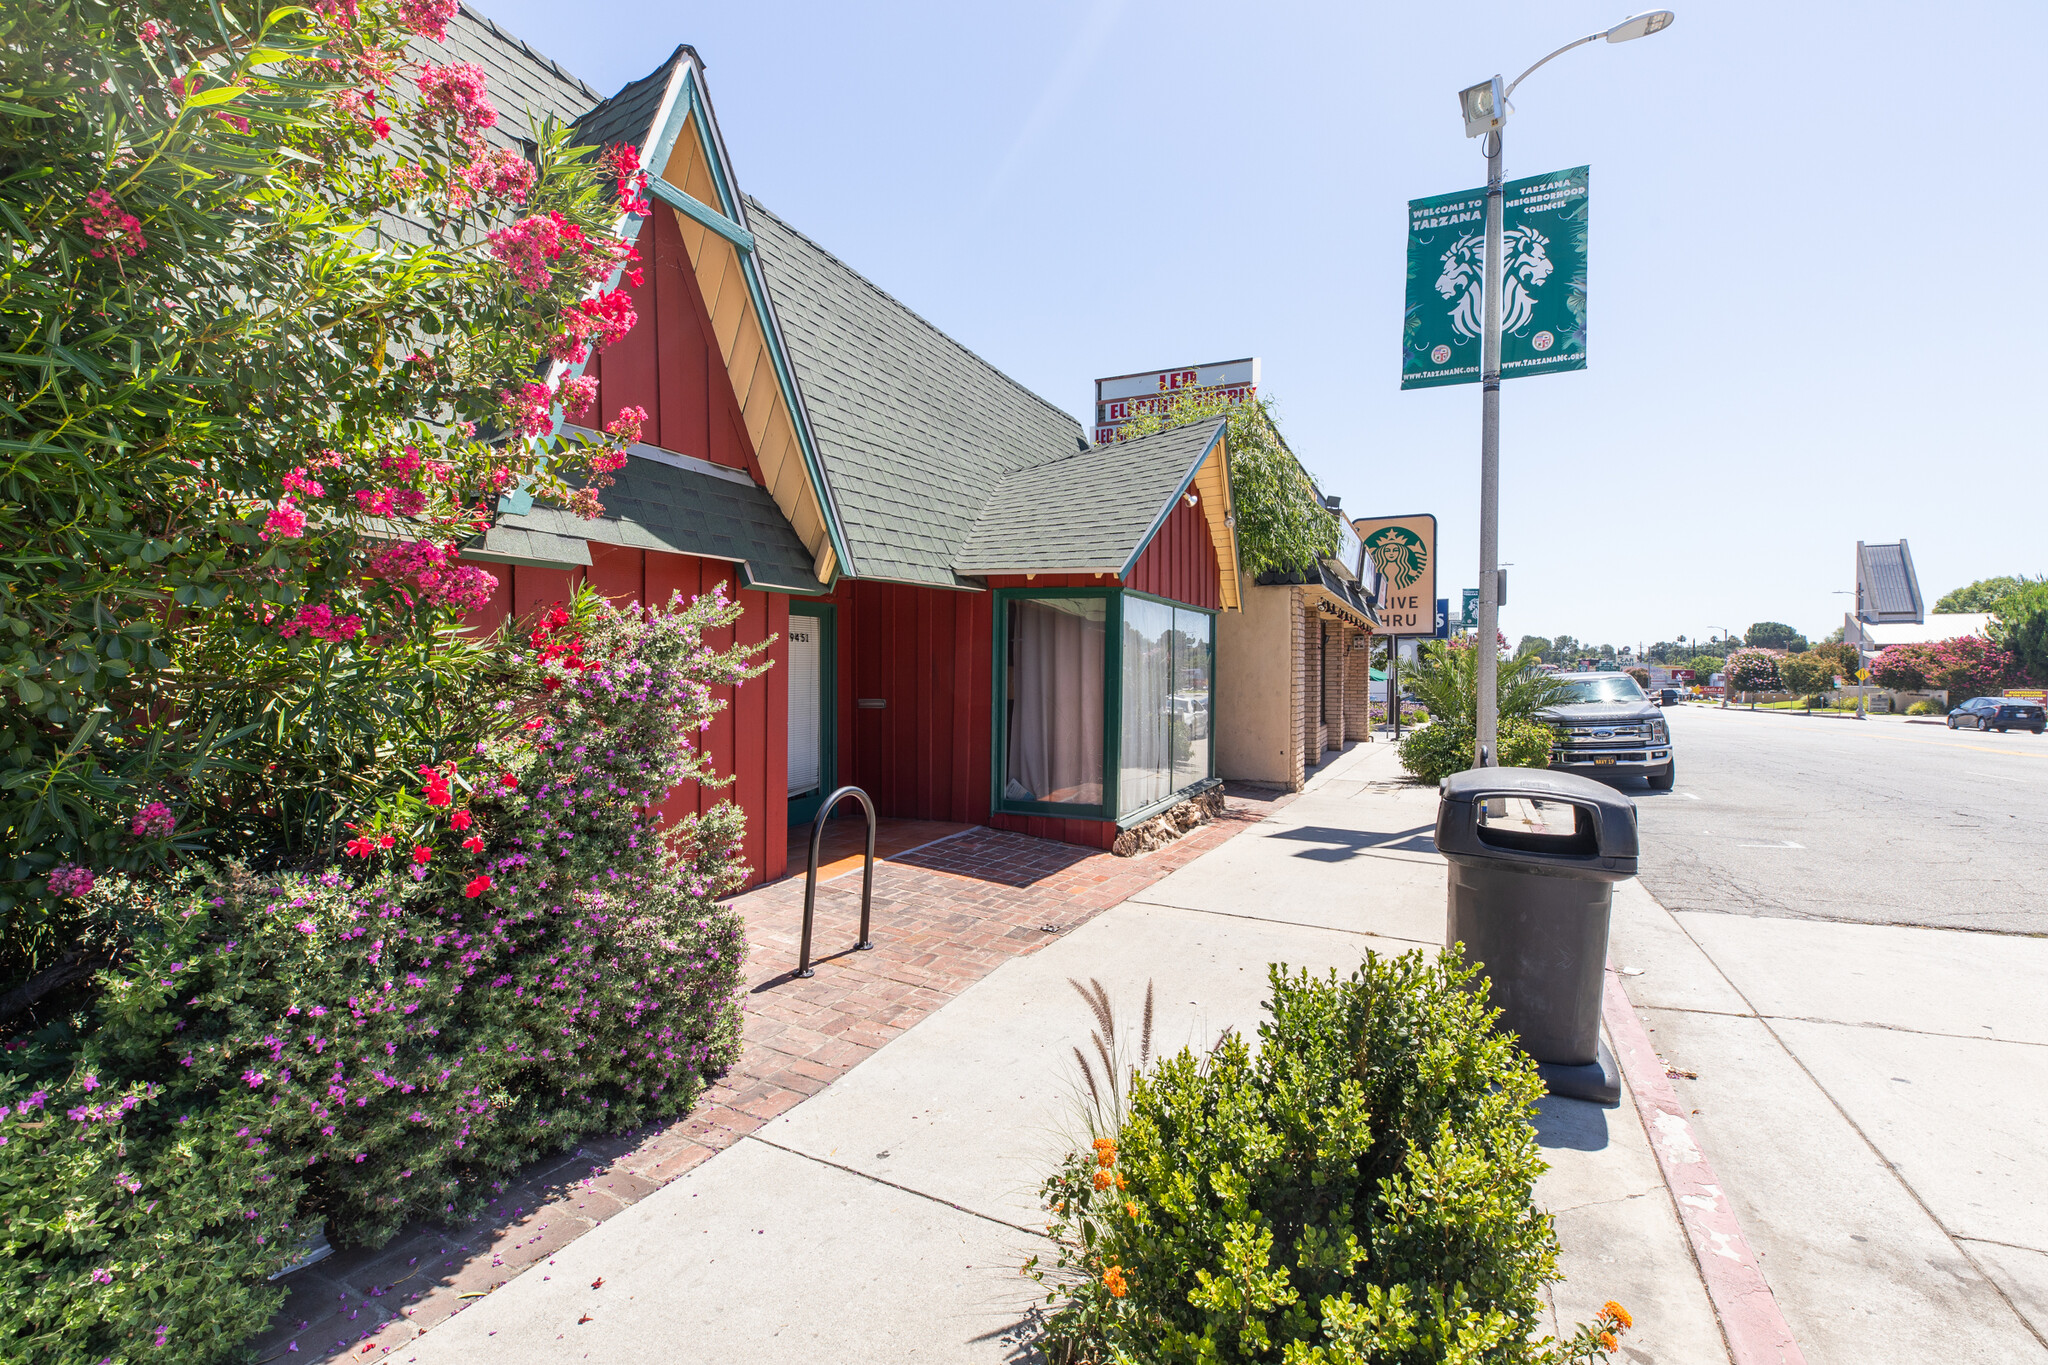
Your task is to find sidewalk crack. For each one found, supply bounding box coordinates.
[743,1134,1053,1242]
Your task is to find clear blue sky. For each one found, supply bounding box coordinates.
[481,0,2044,650]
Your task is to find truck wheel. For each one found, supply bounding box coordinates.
[1648,763,1675,791]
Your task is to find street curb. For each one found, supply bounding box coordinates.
[1602,970,1807,1365]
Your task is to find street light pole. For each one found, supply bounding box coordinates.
[1458,11,1674,767]
[1475,126,1504,765]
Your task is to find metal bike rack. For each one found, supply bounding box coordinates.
[797,785,877,978]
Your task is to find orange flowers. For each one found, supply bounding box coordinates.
[1594,1301,1631,1354]
[1102,1264,1127,1298]
[1093,1137,1117,1167]
[1093,1169,1113,1192]
[1124,1201,1138,1219]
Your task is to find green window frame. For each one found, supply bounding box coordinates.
[991,587,1218,826]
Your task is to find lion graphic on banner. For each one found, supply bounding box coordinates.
[1366,526,1428,593]
[1435,226,1554,339]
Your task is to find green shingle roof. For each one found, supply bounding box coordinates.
[745,198,1091,588]
[954,420,1225,575]
[494,454,819,593]
[572,45,689,152]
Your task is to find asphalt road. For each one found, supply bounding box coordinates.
[1610,702,2048,935]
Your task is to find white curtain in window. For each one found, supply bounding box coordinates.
[1006,598,1105,806]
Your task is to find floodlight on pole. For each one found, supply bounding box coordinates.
[1456,10,1676,767]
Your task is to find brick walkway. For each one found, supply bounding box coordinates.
[256,786,1292,1362]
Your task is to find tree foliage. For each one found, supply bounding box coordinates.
[1935,576,2036,614]
[1402,639,1569,728]
[2,0,648,977]
[1724,649,1781,694]
[1114,389,1338,578]
[1991,582,2048,686]
[1744,622,1807,652]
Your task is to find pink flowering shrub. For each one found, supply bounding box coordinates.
[1724,648,1781,695]
[78,189,145,260]
[8,0,651,973]
[0,588,763,1361]
[1872,635,2019,702]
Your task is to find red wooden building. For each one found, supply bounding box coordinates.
[464,38,1242,882]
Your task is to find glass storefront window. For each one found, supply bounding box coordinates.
[1002,596,1106,807]
[1170,606,1212,793]
[1117,598,1213,818]
[1119,597,1175,814]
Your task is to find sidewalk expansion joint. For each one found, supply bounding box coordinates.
[1647,1003,2045,1048]
[1637,888,2048,1358]
[1123,897,1440,947]
[742,1134,1052,1242]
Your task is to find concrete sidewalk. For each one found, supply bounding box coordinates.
[394,742,1729,1364]
[1610,877,2048,1363]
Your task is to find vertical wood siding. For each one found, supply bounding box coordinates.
[808,579,993,825]
[463,549,787,887]
[581,210,759,476]
[1124,495,1222,609]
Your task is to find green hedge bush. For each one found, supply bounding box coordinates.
[1398,717,1554,783]
[0,592,760,1363]
[1029,952,1629,1364]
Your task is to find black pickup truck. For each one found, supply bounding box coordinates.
[1538,671,1676,790]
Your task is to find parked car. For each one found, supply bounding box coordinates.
[1536,671,1676,790]
[1947,697,2047,734]
[1656,687,1682,707]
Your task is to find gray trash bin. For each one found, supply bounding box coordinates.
[1434,767,1640,1104]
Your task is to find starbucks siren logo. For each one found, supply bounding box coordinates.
[1434,226,1555,339]
[1430,344,1451,365]
[1365,525,1428,593]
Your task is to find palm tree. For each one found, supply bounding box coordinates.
[1405,640,1568,725]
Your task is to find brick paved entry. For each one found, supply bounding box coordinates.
[256,788,1290,1361]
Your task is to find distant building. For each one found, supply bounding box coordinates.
[1842,539,1992,656]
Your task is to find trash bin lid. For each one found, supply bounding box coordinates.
[1435,766,1639,879]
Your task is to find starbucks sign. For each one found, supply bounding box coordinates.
[1401,166,1588,390]
[1352,513,1437,636]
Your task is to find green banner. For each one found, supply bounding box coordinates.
[1401,166,1588,390]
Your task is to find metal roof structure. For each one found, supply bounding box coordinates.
[1855,540,1924,623]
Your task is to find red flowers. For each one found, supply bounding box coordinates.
[451,809,473,831]
[463,875,492,898]
[605,406,647,447]
[461,835,485,853]
[602,143,652,216]
[79,189,146,260]
[345,837,375,858]
[500,382,554,441]
[419,764,453,807]
[497,773,519,790]
[411,845,432,865]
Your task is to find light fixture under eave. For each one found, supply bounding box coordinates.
[1605,10,1675,42]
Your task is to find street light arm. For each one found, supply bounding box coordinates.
[1505,33,1603,97]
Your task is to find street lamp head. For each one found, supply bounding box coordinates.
[1605,10,1675,42]
[1458,76,1506,138]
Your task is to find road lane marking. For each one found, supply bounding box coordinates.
[1680,792,1701,800]
[1737,841,1804,849]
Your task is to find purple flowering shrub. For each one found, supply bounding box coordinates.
[0,589,763,1363]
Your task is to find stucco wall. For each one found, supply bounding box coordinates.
[1217,577,1303,786]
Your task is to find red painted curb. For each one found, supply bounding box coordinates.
[1602,970,1807,1365]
